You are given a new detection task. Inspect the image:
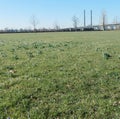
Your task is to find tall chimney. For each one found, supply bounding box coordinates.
[84,10,86,27]
[91,10,92,27]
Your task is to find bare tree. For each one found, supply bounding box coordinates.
[113,16,120,30]
[113,16,118,24]
[101,11,107,30]
[54,22,60,30]
[31,15,39,31]
[72,15,79,30]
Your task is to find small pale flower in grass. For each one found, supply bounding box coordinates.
[9,70,16,74]
[113,101,120,106]
[118,55,120,59]
[105,72,108,75]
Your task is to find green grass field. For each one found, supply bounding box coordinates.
[0,31,120,119]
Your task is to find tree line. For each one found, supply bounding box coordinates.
[0,10,120,33]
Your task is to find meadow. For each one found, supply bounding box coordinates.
[0,31,120,119]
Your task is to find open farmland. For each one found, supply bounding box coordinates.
[0,31,120,118]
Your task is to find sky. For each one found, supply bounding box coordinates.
[0,0,120,29]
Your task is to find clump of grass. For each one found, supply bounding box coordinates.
[10,48,16,53]
[103,52,112,60]
[96,47,102,52]
[118,55,120,59]
[26,52,34,59]
[48,43,55,48]
[6,65,14,70]
[21,43,30,50]
[37,50,43,55]
[32,42,39,49]
[0,52,7,57]
[13,54,19,60]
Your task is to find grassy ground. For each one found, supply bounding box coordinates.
[0,31,120,118]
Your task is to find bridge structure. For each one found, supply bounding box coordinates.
[82,10,120,31]
[92,23,120,30]
[61,23,120,32]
